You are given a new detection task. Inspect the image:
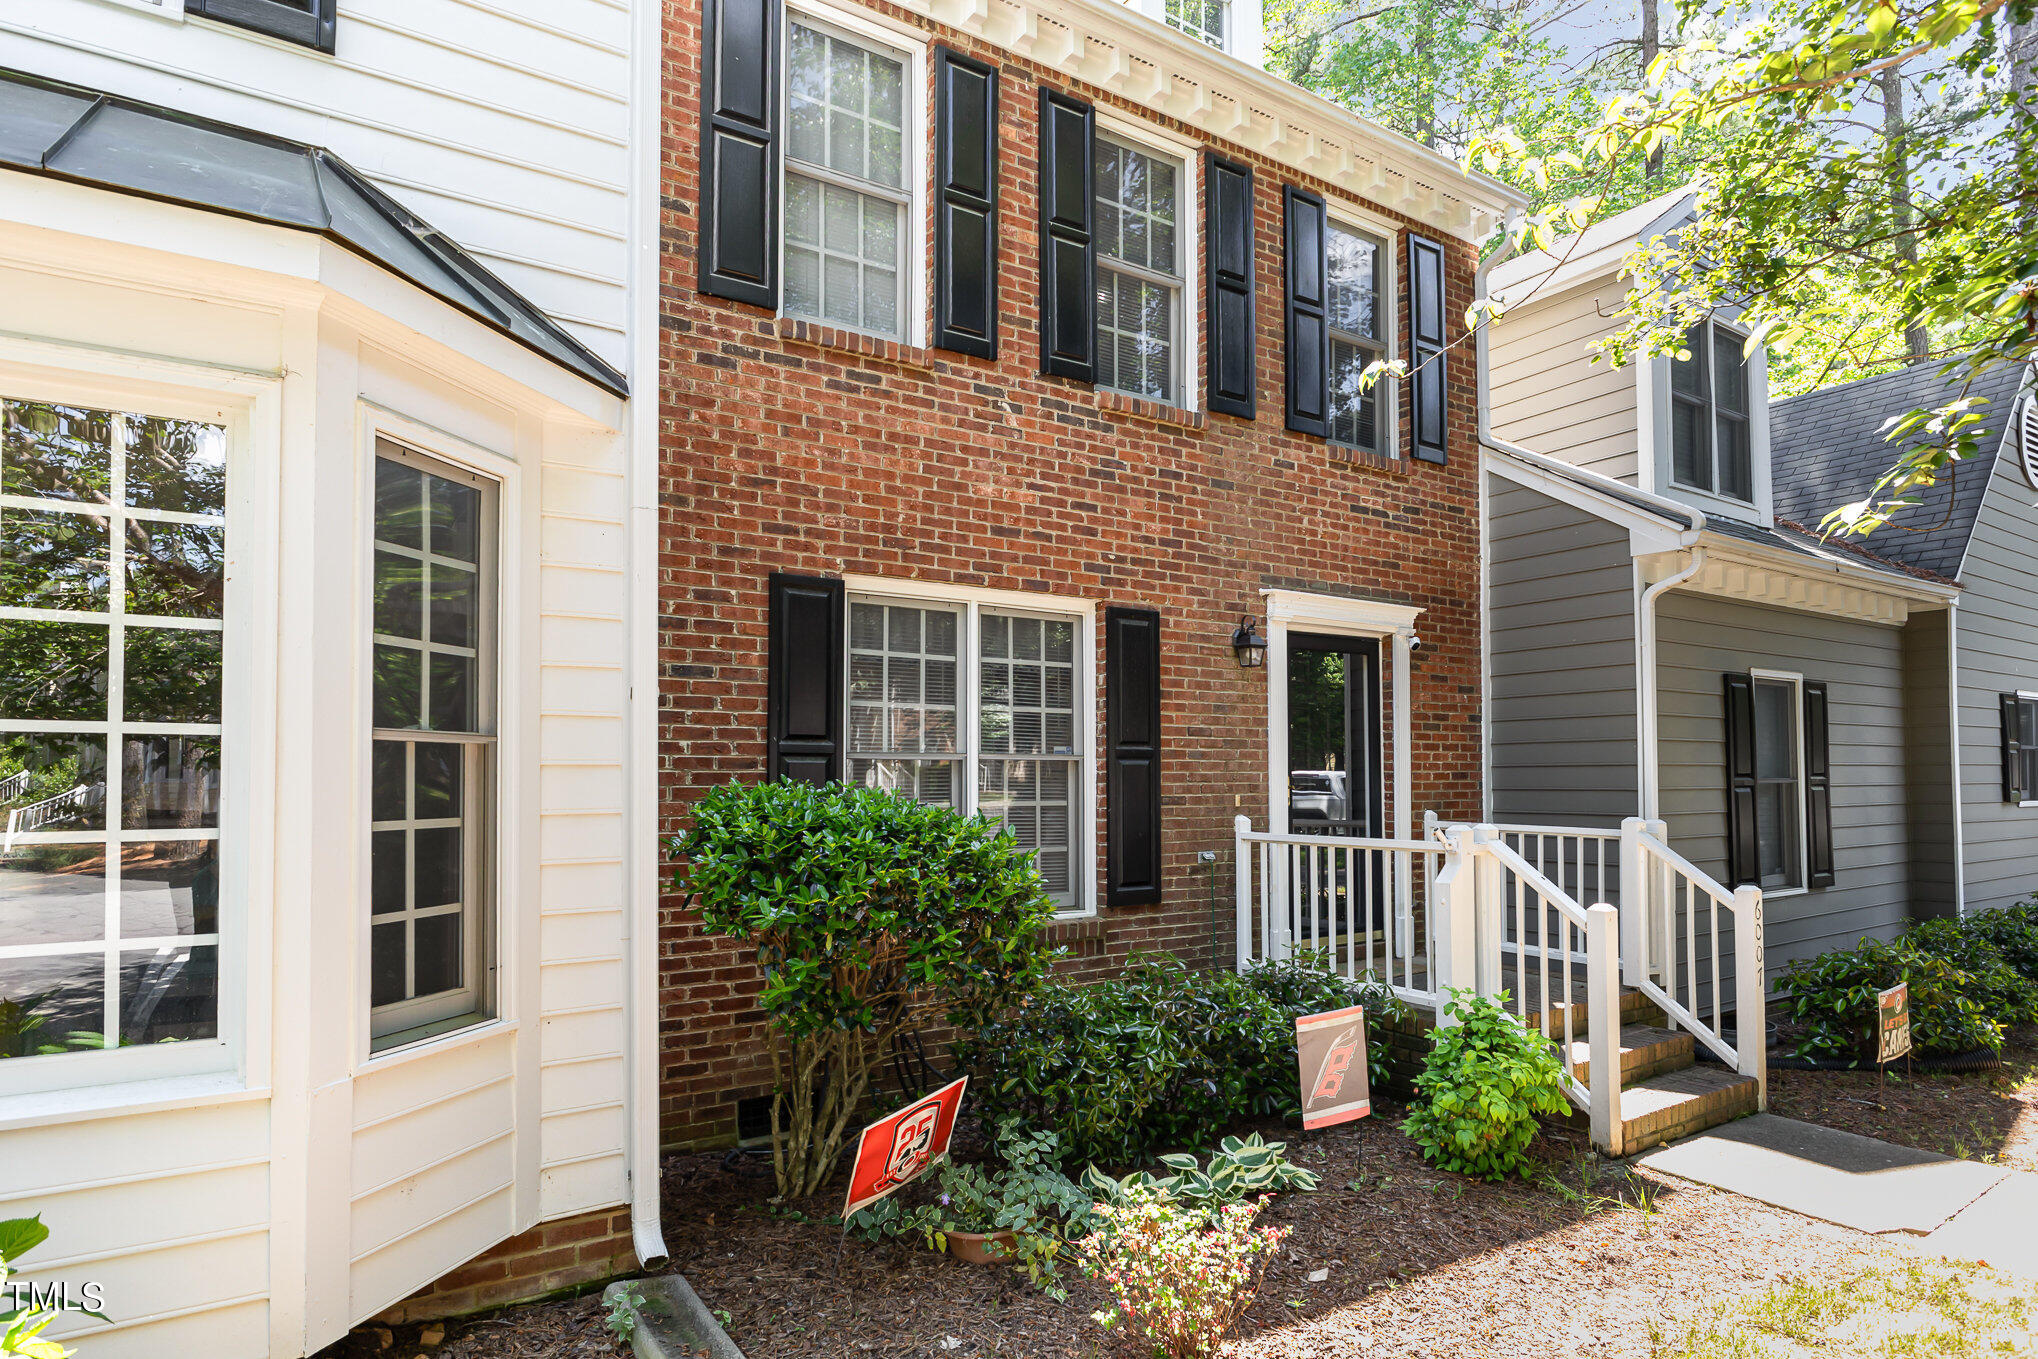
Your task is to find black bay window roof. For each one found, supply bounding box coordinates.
[0,67,627,399]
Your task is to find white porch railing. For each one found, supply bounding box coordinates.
[0,769,29,803]
[1233,816,1442,1008]
[1236,813,1767,1155]
[4,783,105,852]
[1623,818,1767,1105]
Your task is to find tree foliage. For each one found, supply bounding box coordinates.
[1472,0,2037,537]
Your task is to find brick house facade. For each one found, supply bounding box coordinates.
[656,0,1508,1148]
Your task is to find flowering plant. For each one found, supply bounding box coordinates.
[1076,1187,1286,1359]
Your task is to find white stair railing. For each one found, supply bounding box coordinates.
[4,783,105,852]
[1233,815,1444,1010]
[1621,817,1767,1109]
[0,769,29,803]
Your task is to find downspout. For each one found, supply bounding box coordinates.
[1636,549,1707,821]
[1473,213,1706,825]
[622,0,669,1270]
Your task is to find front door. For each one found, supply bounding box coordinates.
[1286,631,1384,838]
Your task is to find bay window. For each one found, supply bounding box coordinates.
[0,398,226,1069]
[1095,136,1184,405]
[369,441,496,1047]
[846,594,1086,909]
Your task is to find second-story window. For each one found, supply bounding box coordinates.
[1165,0,1227,46]
[1671,321,1753,502]
[1095,137,1184,405]
[187,0,337,52]
[1327,221,1388,455]
[784,19,910,340]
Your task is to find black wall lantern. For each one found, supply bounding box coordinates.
[1231,615,1268,669]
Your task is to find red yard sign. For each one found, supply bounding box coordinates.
[1296,1005,1371,1131]
[841,1076,968,1219]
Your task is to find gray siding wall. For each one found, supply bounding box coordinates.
[1488,475,1639,827]
[1956,441,2038,914]
[1656,593,1912,970]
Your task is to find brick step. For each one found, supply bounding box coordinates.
[1558,1022,1694,1087]
[1618,1066,1759,1154]
[1525,986,1667,1037]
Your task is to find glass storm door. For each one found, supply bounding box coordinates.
[1286,633,1384,937]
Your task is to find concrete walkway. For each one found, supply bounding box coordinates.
[1636,1113,2038,1277]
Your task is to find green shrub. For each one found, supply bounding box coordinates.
[2,1216,78,1358]
[1777,937,2004,1063]
[1899,918,2038,1026]
[672,780,1059,1197]
[1956,902,2038,985]
[1077,1188,1287,1359]
[1401,989,1571,1181]
[956,953,1407,1167]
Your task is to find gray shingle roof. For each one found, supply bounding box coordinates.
[1701,514,1949,586]
[1769,361,2027,582]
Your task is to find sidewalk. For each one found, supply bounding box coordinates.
[1637,1113,2038,1278]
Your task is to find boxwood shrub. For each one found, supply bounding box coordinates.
[955,952,1407,1167]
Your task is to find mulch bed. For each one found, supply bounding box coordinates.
[1765,1026,2038,1170]
[371,1093,1907,1359]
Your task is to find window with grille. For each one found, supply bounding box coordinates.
[1326,221,1388,455]
[0,398,227,1069]
[1671,321,1754,501]
[1095,136,1184,406]
[1751,676,1803,890]
[369,442,496,1046]
[783,18,911,340]
[1164,0,1227,47]
[846,595,1086,909]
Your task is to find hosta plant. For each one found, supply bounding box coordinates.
[1077,1187,1287,1359]
[1401,989,1571,1181]
[1081,1133,1319,1219]
[671,780,1059,1198]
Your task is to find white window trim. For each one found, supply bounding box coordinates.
[1748,667,1809,898]
[90,0,187,18]
[841,576,1099,919]
[1094,110,1201,414]
[1324,211,1398,460]
[1642,317,1774,523]
[354,406,526,1066]
[0,349,280,1107]
[2018,689,2038,810]
[778,0,929,350]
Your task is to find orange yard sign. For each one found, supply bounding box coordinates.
[1296,1005,1371,1130]
[842,1076,968,1219]
[1877,983,1912,1065]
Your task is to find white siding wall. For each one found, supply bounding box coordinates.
[0,0,632,368]
[1957,441,2038,914]
[1489,281,1641,484]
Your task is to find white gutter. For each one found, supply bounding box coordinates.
[1636,549,1708,821]
[622,0,669,1270]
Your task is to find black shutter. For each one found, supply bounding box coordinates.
[934,48,999,359]
[1204,153,1256,419]
[1283,186,1328,437]
[766,573,844,784]
[1106,607,1163,906]
[1723,673,1759,887]
[1038,87,1095,381]
[1406,231,1448,464]
[698,0,779,308]
[2005,694,2027,803]
[1803,681,1834,889]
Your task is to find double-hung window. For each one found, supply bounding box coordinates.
[0,398,227,1073]
[1164,0,1227,47]
[1326,221,1389,455]
[783,17,911,340]
[1750,675,1803,891]
[1095,136,1184,405]
[369,442,496,1047]
[1671,321,1753,501]
[846,595,1086,909]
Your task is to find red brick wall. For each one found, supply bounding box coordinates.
[658,0,1485,1147]
[375,1207,636,1323]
